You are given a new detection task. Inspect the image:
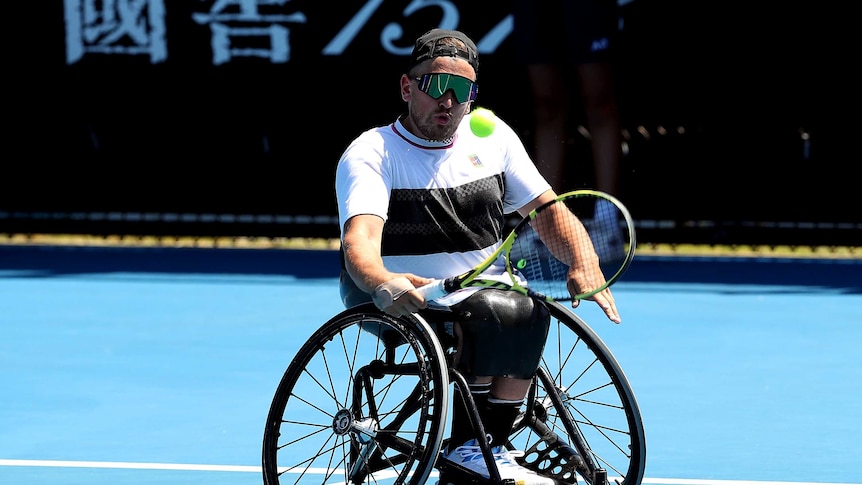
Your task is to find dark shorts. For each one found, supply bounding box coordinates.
[511,0,620,65]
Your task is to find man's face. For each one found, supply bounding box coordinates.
[402,57,477,141]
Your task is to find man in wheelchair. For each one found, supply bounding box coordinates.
[335,28,621,485]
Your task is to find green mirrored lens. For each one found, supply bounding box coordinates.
[416,73,477,104]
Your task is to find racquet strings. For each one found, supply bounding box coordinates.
[508,194,631,301]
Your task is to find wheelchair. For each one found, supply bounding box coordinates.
[261,294,646,485]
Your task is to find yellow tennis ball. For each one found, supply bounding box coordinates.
[470,107,497,137]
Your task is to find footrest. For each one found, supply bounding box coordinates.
[517,428,585,484]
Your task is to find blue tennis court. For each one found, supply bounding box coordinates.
[1,244,860,485]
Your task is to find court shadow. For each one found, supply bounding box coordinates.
[2,245,860,294]
[0,244,342,279]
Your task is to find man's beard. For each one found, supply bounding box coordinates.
[411,106,459,141]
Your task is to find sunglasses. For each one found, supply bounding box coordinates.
[413,72,478,104]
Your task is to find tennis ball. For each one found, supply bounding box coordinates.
[470,107,497,137]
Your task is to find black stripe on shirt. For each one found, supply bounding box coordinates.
[382,175,505,256]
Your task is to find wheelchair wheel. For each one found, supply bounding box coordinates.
[262,303,450,485]
[508,301,646,485]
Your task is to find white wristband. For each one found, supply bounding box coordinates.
[371,277,415,310]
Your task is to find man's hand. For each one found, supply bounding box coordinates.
[567,266,621,324]
[371,275,434,317]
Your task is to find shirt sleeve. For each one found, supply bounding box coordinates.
[335,131,391,233]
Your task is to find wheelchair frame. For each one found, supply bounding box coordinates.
[262,300,646,485]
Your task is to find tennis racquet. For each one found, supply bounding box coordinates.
[416,189,636,302]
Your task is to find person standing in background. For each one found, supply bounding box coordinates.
[511,0,624,199]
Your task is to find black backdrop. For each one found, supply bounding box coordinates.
[3,0,859,246]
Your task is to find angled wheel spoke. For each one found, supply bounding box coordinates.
[263,307,449,485]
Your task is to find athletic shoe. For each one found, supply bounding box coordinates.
[441,439,555,485]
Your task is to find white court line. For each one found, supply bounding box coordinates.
[0,459,859,485]
[642,480,861,485]
[0,459,260,473]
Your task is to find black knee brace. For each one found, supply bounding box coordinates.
[450,289,550,379]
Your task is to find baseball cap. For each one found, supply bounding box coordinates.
[408,28,479,74]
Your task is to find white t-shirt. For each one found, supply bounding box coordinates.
[335,112,551,305]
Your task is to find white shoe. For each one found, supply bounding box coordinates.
[442,439,555,485]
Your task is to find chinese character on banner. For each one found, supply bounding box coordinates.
[192,0,307,65]
[64,0,168,64]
